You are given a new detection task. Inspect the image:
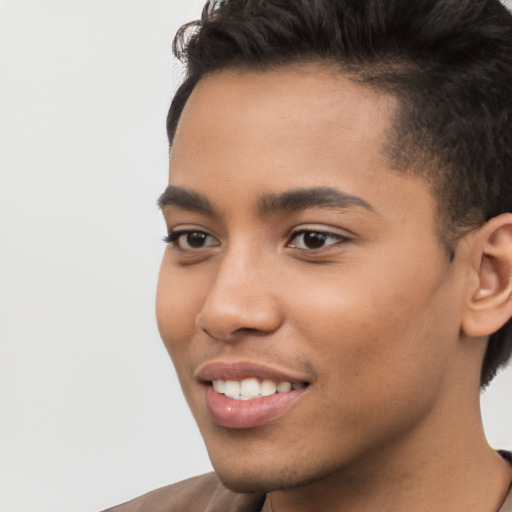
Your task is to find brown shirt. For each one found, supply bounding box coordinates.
[103,462,512,512]
[502,485,512,512]
[101,472,264,512]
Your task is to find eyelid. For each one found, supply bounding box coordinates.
[163,226,220,251]
[288,224,352,239]
[286,226,351,250]
[163,223,217,241]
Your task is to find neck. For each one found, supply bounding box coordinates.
[267,412,512,512]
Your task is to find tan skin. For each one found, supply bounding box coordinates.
[156,65,512,512]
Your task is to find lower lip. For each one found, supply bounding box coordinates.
[204,385,306,429]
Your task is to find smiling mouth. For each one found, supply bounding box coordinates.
[210,378,308,401]
[203,380,309,429]
[197,362,312,428]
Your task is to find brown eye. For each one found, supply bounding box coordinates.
[302,232,328,249]
[288,230,345,250]
[184,232,209,248]
[165,230,220,251]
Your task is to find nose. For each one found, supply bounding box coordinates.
[196,248,283,342]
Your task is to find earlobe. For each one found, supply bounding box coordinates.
[462,214,512,338]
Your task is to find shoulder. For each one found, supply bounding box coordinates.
[101,472,265,512]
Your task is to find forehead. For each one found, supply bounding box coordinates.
[178,64,394,130]
[168,65,437,230]
[171,64,397,185]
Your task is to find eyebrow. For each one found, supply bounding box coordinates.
[157,185,375,216]
[157,186,216,215]
[258,187,375,215]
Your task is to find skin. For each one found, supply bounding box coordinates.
[156,65,512,512]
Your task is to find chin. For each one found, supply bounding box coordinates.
[216,473,274,494]
[211,459,326,494]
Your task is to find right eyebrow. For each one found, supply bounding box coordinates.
[258,187,375,216]
[157,186,216,215]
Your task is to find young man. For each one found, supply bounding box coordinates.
[106,0,512,510]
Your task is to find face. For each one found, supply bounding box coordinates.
[156,66,469,493]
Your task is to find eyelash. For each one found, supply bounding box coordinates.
[163,229,219,251]
[164,228,347,252]
[286,229,347,250]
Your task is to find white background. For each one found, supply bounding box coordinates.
[0,1,511,511]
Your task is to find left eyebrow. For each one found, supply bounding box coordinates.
[157,186,216,215]
[258,187,375,215]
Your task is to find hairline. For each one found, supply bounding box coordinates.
[168,60,464,260]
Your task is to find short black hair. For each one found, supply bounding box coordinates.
[167,0,512,387]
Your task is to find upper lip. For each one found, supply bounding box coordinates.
[195,360,312,384]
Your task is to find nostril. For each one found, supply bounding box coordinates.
[201,327,214,338]
[201,325,261,341]
[238,327,260,334]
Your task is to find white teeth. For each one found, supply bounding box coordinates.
[212,380,225,393]
[260,379,277,396]
[276,381,292,393]
[240,378,260,398]
[224,380,241,399]
[212,378,304,400]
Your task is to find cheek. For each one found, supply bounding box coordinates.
[156,254,205,358]
[283,279,458,453]
[156,257,212,417]
[285,256,458,403]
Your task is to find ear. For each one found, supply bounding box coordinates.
[462,213,512,338]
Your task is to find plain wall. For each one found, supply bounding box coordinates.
[0,1,511,511]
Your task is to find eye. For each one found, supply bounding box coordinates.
[287,230,346,250]
[164,229,220,251]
